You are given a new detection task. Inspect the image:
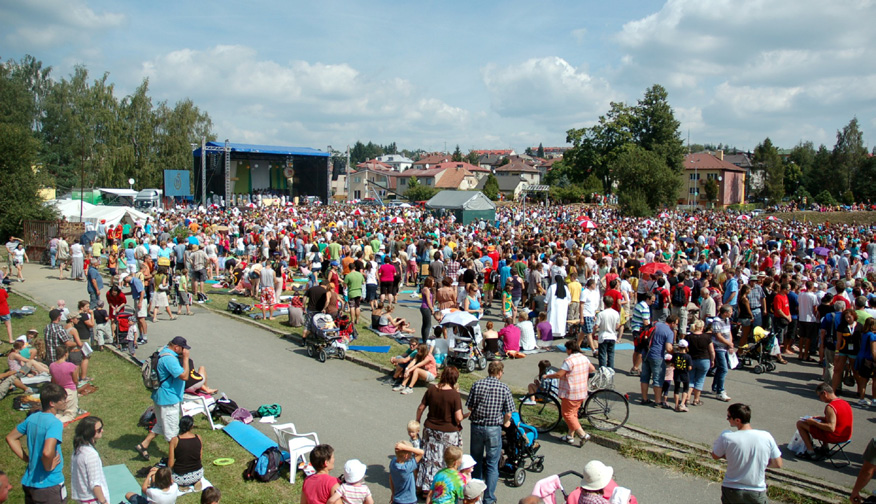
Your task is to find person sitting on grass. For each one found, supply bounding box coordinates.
[125,467,177,504]
[378,303,415,335]
[0,366,35,401]
[394,343,438,395]
[168,416,204,489]
[201,486,221,504]
[49,345,80,423]
[7,340,49,375]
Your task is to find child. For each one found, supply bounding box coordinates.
[201,486,221,504]
[328,459,373,504]
[93,301,110,350]
[459,454,476,484]
[126,320,139,357]
[428,446,464,504]
[126,466,178,504]
[463,479,486,504]
[55,299,71,323]
[660,353,674,407]
[672,339,693,412]
[407,420,421,450]
[527,359,559,396]
[390,441,424,504]
[175,269,194,316]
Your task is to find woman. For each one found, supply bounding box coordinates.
[420,277,436,341]
[737,284,753,347]
[70,239,85,281]
[462,283,483,319]
[482,321,503,358]
[546,275,570,338]
[435,277,457,311]
[151,266,176,322]
[686,320,715,406]
[855,317,876,405]
[7,340,50,375]
[168,415,204,488]
[12,242,28,282]
[71,416,108,504]
[378,303,415,335]
[415,367,464,497]
[544,340,596,447]
[397,343,438,394]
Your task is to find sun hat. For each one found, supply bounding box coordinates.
[460,454,477,471]
[464,479,487,499]
[579,460,613,491]
[344,459,366,483]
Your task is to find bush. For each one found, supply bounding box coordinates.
[618,190,652,217]
[842,189,855,205]
[814,190,837,206]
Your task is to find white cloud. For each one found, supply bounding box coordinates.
[0,0,124,49]
[482,57,617,124]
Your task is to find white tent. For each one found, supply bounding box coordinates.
[48,200,149,227]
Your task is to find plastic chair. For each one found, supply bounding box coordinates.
[181,394,219,430]
[271,423,320,484]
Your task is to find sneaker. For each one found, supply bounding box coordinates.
[401,387,414,395]
[522,398,537,406]
[858,398,872,407]
[392,384,405,391]
[718,392,732,402]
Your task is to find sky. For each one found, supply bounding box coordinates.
[1,0,875,155]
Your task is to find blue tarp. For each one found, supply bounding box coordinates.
[193,141,329,158]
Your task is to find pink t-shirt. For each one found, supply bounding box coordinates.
[50,361,77,390]
[378,264,396,283]
[302,473,339,504]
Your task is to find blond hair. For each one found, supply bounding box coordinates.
[407,420,420,432]
[444,445,463,467]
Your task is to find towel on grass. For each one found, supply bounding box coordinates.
[348,345,391,353]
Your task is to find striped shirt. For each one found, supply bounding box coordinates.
[630,301,651,331]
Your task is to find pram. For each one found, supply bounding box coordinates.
[114,311,133,346]
[335,313,357,341]
[735,326,776,374]
[307,313,347,363]
[499,412,544,487]
[440,311,487,373]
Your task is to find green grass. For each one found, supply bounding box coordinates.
[0,292,302,503]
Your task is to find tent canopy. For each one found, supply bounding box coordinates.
[426,191,496,211]
[193,141,330,158]
[48,200,148,227]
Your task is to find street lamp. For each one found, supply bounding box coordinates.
[520,175,528,229]
[128,178,135,191]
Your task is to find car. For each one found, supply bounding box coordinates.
[751,209,764,216]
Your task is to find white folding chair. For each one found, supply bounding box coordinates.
[271,423,320,484]
[181,394,220,430]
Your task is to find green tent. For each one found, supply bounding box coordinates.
[425,191,496,225]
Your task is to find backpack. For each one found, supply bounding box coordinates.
[671,285,687,307]
[227,300,251,315]
[138,405,157,431]
[141,351,169,391]
[255,404,282,418]
[634,325,655,349]
[213,398,240,418]
[652,289,666,310]
[243,446,284,482]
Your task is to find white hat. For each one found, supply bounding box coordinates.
[579,460,613,491]
[677,339,689,348]
[16,335,27,343]
[460,454,477,471]
[119,273,130,283]
[344,459,366,483]
[464,479,487,499]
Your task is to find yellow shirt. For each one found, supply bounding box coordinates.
[569,280,582,302]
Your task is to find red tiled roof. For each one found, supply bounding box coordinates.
[474,149,513,156]
[495,159,539,173]
[355,159,393,170]
[412,153,450,166]
[684,153,746,173]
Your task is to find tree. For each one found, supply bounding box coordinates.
[404,176,438,201]
[565,101,634,190]
[614,145,680,216]
[465,150,480,166]
[537,143,545,159]
[753,138,784,203]
[703,178,719,207]
[815,190,837,206]
[853,155,876,203]
[482,174,500,200]
[524,147,533,156]
[451,144,463,162]
[0,123,56,239]
[631,84,685,173]
[803,144,833,198]
[833,118,868,198]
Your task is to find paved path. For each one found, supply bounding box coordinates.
[10,262,871,500]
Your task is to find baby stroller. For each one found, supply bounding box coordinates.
[441,311,487,373]
[736,326,776,374]
[114,311,133,346]
[499,412,544,487]
[307,313,347,363]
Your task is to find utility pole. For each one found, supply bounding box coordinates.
[200,136,207,206]
[80,140,85,222]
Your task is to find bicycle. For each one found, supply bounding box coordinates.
[518,367,629,433]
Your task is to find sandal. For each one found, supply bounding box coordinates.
[692,400,703,406]
[629,368,641,376]
[135,444,150,460]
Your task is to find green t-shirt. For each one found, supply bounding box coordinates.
[123,238,137,250]
[328,242,342,261]
[370,239,382,254]
[344,271,365,298]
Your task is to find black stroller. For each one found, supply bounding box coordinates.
[736,326,776,374]
[499,412,544,487]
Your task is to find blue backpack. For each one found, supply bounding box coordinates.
[243,446,284,482]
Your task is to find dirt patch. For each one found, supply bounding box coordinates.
[771,211,876,226]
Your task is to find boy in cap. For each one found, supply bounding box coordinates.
[463,479,487,504]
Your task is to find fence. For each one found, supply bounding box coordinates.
[22,220,85,263]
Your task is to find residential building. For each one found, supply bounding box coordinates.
[494,157,541,185]
[396,162,480,193]
[411,153,451,170]
[348,161,397,201]
[475,175,527,200]
[678,151,746,208]
[375,154,413,171]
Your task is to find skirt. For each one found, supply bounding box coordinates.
[70,256,84,279]
[416,427,462,492]
[153,291,169,309]
[172,467,204,487]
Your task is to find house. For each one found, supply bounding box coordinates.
[477,153,506,170]
[396,162,480,193]
[375,154,413,172]
[678,151,746,208]
[494,157,541,185]
[347,161,397,200]
[725,152,761,196]
[475,175,528,200]
[473,149,515,157]
[411,153,451,170]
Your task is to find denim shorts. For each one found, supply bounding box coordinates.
[640,356,665,388]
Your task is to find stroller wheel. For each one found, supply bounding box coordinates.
[306,345,315,357]
[318,349,327,363]
[753,364,764,374]
[766,362,776,372]
[477,355,487,370]
[466,359,476,373]
[513,467,526,487]
[531,460,544,473]
[337,348,346,360]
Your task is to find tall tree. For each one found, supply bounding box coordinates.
[452,144,463,162]
[565,101,634,190]
[614,145,680,216]
[482,174,500,200]
[753,138,784,203]
[833,117,868,197]
[0,123,56,238]
[466,150,480,166]
[631,84,685,173]
[537,143,545,158]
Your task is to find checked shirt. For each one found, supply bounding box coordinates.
[466,376,514,426]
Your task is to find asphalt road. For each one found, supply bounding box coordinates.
[10,261,872,501]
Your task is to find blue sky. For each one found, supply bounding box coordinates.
[2,0,874,154]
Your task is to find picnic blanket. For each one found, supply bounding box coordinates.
[104,464,142,504]
[348,345,391,353]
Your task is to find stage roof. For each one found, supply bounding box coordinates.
[193,141,330,157]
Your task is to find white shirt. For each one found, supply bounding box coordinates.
[70,445,108,501]
[580,288,600,318]
[798,291,819,323]
[595,308,620,343]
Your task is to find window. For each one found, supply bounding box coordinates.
[689,187,699,195]
[707,173,719,180]
[354,190,361,199]
[353,177,361,183]
[689,173,700,180]
[400,178,407,186]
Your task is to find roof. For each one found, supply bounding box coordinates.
[684,152,746,173]
[98,188,139,197]
[412,153,450,167]
[474,149,513,156]
[495,158,540,173]
[476,176,525,192]
[724,153,752,168]
[356,159,393,170]
[426,190,496,211]
[194,141,329,157]
[397,163,477,189]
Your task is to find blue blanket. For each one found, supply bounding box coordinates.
[348,345,391,353]
[104,464,141,504]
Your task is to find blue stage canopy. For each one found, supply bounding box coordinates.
[193,141,329,157]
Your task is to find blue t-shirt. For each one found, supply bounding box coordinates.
[16,412,64,488]
[86,265,104,294]
[389,456,418,504]
[647,322,674,360]
[788,291,799,320]
[152,346,185,406]
[130,278,144,301]
[723,278,739,306]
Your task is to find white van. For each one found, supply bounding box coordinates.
[135,189,162,209]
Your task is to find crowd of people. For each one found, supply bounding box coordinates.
[6,198,876,502]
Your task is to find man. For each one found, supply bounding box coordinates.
[577,279,600,348]
[466,361,514,504]
[86,257,104,309]
[135,336,191,460]
[629,292,652,375]
[122,273,148,344]
[669,272,691,337]
[712,305,735,402]
[6,383,68,504]
[429,251,445,285]
[640,315,675,406]
[57,236,70,280]
[797,281,819,362]
[344,261,365,326]
[650,277,670,323]
[723,268,739,317]
[44,309,73,365]
[795,383,853,460]
[258,259,277,321]
[302,279,330,345]
[851,437,876,503]
[820,300,846,387]
[772,283,792,365]
[0,366,33,401]
[712,403,782,504]
[189,244,209,302]
[592,296,622,370]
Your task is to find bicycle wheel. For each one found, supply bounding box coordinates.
[582,389,629,432]
[518,393,561,433]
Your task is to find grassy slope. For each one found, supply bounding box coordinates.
[0,292,302,503]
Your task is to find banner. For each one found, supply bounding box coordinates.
[163,170,191,197]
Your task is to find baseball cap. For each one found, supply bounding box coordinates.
[677,339,689,348]
[170,336,191,349]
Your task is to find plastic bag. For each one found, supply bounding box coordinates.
[788,430,805,455]
[728,351,739,370]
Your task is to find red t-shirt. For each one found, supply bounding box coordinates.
[605,289,623,312]
[830,295,851,312]
[759,256,773,272]
[302,473,339,504]
[773,293,790,318]
[0,288,8,316]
